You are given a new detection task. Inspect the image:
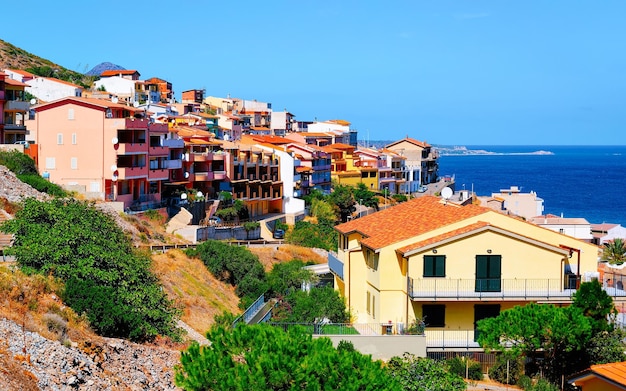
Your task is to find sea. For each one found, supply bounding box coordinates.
[436,145,626,227]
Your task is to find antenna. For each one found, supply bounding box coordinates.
[441,187,453,204]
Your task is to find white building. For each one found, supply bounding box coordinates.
[591,223,626,245]
[490,186,544,220]
[26,76,83,102]
[529,214,593,242]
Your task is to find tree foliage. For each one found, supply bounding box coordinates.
[194,240,267,307]
[572,280,617,334]
[353,183,379,210]
[601,238,626,265]
[0,149,38,175]
[272,286,350,323]
[329,184,356,222]
[286,219,337,251]
[0,198,180,341]
[266,260,316,297]
[387,353,467,391]
[175,324,399,391]
[309,198,337,222]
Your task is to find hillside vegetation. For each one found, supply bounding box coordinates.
[0,39,95,88]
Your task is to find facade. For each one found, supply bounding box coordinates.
[488,186,544,220]
[28,97,181,209]
[25,76,83,102]
[144,77,173,103]
[591,223,626,245]
[329,196,600,349]
[529,214,593,242]
[92,76,136,103]
[270,110,295,136]
[385,137,439,191]
[181,89,205,104]
[0,72,30,143]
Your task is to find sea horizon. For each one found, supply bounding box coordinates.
[436,145,626,227]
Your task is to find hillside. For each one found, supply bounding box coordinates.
[0,163,327,389]
[0,39,94,88]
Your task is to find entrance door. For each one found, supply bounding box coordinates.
[474,304,500,341]
[475,255,501,292]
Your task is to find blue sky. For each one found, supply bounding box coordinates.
[3,1,624,145]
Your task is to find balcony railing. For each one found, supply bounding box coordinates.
[162,139,184,148]
[328,251,344,280]
[407,277,599,301]
[425,329,481,350]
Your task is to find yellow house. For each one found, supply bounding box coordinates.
[330,195,601,348]
[327,143,379,191]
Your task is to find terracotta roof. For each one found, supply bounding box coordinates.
[4,78,28,87]
[328,119,351,126]
[6,69,35,77]
[530,215,590,225]
[591,223,619,231]
[34,96,141,112]
[328,142,355,150]
[242,134,293,145]
[569,361,626,388]
[301,132,333,137]
[335,196,489,250]
[296,166,312,173]
[101,69,139,77]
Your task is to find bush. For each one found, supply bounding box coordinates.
[489,353,524,385]
[17,174,68,197]
[0,149,38,175]
[446,355,483,380]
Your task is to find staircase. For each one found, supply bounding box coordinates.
[0,210,14,261]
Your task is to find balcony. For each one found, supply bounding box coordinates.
[408,277,592,302]
[165,159,182,169]
[328,251,344,280]
[116,166,148,180]
[425,329,481,350]
[149,169,169,181]
[116,143,148,154]
[191,171,214,181]
[213,170,226,180]
[5,100,29,111]
[162,139,184,148]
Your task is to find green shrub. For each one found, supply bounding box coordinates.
[446,355,483,380]
[17,174,67,197]
[392,194,408,202]
[489,353,524,385]
[0,149,38,175]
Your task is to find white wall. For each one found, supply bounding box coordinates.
[26,77,83,101]
[93,76,135,97]
[307,121,349,133]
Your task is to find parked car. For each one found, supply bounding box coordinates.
[417,185,428,193]
[207,216,222,226]
[273,228,285,239]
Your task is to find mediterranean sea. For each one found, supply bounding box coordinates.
[436,145,626,226]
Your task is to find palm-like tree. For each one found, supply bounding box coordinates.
[602,238,626,265]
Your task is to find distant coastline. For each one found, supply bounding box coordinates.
[436,145,554,156]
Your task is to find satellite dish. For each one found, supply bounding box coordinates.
[112,174,118,182]
[133,101,139,107]
[30,98,37,105]
[441,187,453,200]
[111,137,119,145]
[180,193,188,200]
[112,97,119,104]
[110,164,117,172]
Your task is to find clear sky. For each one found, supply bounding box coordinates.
[3,1,624,145]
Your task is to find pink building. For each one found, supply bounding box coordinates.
[30,97,176,210]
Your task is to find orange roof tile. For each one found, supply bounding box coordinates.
[385,137,431,149]
[335,196,489,250]
[7,69,35,77]
[570,361,626,387]
[101,69,140,77]
[4,78,28,87]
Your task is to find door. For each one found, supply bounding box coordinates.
[475,255,501,292]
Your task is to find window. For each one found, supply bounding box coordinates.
[366,291,371,314]
[423,255,446,277]
[372,295,375,319]
[70,157,77,170]
[68,108,74,120]
[364,249,379,270]
[57,133,63,145]
[72,133,77,145]
[45,157,56,169]
[476,255,502,292]
[423,305,445,327]
[340,234,349,250]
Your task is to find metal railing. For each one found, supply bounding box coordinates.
[232,294,266,327]
[269,322,424,336]
[408,277,596,300]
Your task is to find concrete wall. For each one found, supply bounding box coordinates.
[316,334,426,361]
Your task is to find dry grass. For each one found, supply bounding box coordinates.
[151,250,241,335]
[250,244,326,271]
